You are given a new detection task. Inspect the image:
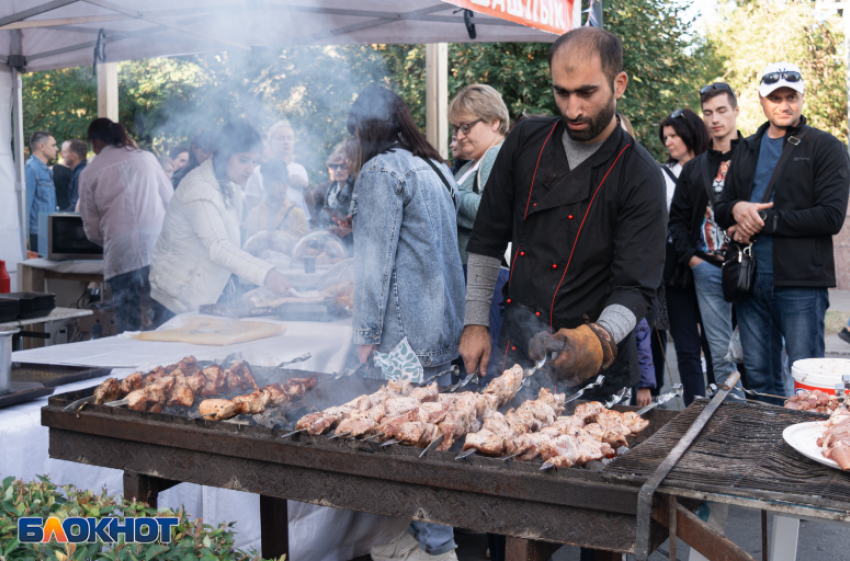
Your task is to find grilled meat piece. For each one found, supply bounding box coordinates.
[621,411,649,434]
[573,401,606,423]
[265,384,291,405]
[785,389,840,414]
[228,360,259,390]
[225,368,242,392]
[126,389,149,411]
[540,435,580,467]
[233,388,271,415]
[147,366,168,382]
[483,364,524,406]
[119,372,144,395]
[583,422,628,449]
[199,399,240,421]
[201,365,227,397]
[288,376,319,390]
[396,421,441,447]
[387,379,413,397]
[385,397,421,417]
[463,429,505,456]
[409,382,439,403]
[184,372,207,395]
[93,378,123,404]
[178,355,199,375]
[167,383,195,408]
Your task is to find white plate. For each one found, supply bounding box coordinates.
[782,421,842,470]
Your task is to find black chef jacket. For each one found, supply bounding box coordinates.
[466,117,667,398]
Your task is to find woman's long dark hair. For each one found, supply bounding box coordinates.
[87,118,133,149]
[658,108,709,164]
[347,85,443,168]
[212,119,264,183]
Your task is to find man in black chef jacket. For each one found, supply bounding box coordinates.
[459,27,667,400]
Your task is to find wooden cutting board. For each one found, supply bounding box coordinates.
[133,316,286,346]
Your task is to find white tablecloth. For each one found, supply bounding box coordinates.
[2,313,409,560]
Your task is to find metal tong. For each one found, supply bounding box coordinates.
[635,383,683,415]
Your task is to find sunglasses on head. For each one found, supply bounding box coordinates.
[670,109,686,119]
[761,70,802,85]
[700,82,734,95]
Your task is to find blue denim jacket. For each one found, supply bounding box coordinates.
[351,147,465,367]
[25,155,56,233]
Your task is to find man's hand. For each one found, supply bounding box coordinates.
[265,269,293,296]
[689,256,703,268]
[726,225,752,245]
[731,201,773,238]
[637,388,652,407]
[459,325,491,377]
[357,344,376,364]
[528,324,617,387]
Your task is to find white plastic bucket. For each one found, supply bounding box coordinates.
[791,358,850,395]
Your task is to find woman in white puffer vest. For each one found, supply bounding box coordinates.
[150,120,292,317]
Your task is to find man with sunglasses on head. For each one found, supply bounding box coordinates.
[716,63,850,404]
[669,83,743,399]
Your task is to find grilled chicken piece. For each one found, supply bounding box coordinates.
[183,372,207,395]
[409,382,439,403]
[785,389,839,414]
[540,435,580,467]
[201,365,227,397]
[228,361,259,390]
[265,384,291,405]
[199,399,240,421]
[93,378,123,404]
[147,366,168,382]
[416,401,450,425]
[583,422,628,449]
[378,411,418,440]
[576,434,615,463]
[535,388,567,416]
[288,376,319,390]
[506,432,552,460]
[387,379,413,397]
[167,383,195,408]
[474,393,501,418]
[517,398,557,427]
[483,364,524,406]
[295,406,346,434]
[573,401,606,423]
[336,407,385,437]
[178,356,199,374]
[225,369,242,392]
[119,372,144,395]
[396,421,440,447]
[385,397,421,417]
[233,389,271,415]
[621,411,649,434]
[126,389,149,411]
[463,429,505,456]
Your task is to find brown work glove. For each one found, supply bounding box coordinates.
[528,324,618,386]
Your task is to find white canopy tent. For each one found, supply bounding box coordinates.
[0,0,571,285]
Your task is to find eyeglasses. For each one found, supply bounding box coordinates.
[670,109,686,119]
[761,70,802,85]
[450,119,482,136]
[327,163,346,170]
[700,82,734,96]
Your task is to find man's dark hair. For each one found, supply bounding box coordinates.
[29,131,53,153]
[262,158,290,185]
[700,84,738,109]
[658,108,710,164]
[168,145,189,159]
[347,84,443,166]
[66,139,88,160]
[548,27,624,87]
[87,118,132,149]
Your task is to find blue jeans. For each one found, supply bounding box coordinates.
[735,273,828,405]
[691,261,738,390]
[409,521,456,555]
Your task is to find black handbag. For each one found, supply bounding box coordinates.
[721,126,810,302]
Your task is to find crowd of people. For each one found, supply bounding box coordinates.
[21,25,850,561]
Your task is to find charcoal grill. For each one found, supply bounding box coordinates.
[43,371,767,561]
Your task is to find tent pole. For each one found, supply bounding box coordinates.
[11,30,26,258]
[425,42,448,160]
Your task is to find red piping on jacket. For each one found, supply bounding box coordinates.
[548,144,632,330]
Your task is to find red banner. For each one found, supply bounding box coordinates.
[443,0,577,36]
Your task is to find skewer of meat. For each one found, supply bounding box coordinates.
[197,376,318,421]
[785,389,840,414]
[819,406,850,470]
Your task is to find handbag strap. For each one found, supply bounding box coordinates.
[661,165,677,183]
[760,125,810,204]
[421,156,458,208]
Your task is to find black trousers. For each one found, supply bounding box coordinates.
[106,266,171,334]
[666,285,714,405]
[29,234,38,255]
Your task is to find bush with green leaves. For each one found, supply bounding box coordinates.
[0,475,282,561]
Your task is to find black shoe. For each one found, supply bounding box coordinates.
[840,328,850,345]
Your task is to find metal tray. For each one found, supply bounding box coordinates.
[12,362,113,388]
[0,381,54,408]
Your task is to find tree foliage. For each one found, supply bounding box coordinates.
[706,1,847,143]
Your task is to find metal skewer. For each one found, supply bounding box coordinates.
[419,433,445,458]
[364,432,385,442]
[539,460,557,471]
[604,387,630,408]
[64,396,94,411]
[104,398,130,407]
[380,438,399,447]
[502,451,523,462]
[277,352,312,368]
[281,429,307,438]
[563,375,606,404]
[421,365,459,386]
[521,356,547,388]
[328,431,351,440]
[455,448,477,460]
[636,384,683,415]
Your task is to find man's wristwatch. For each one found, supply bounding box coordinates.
[758,209,768,221]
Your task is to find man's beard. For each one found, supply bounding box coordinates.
[562,94,617,142]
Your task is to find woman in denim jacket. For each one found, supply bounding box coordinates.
[348,85,464,561]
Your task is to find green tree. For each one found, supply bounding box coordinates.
[706,1,847,143]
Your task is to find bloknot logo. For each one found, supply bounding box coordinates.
[18,516,179,544]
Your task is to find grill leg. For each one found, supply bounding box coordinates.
[504,538,560,561]
[260,495,289,560]
[122,471,177,509]
[761,510,768,561]
[653,499,755,561]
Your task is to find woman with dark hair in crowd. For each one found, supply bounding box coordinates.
[171,128,216,189]
[347,85,464,561]
[78,118,173,333]
[658,108,714,404]
[150,119,293,318]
